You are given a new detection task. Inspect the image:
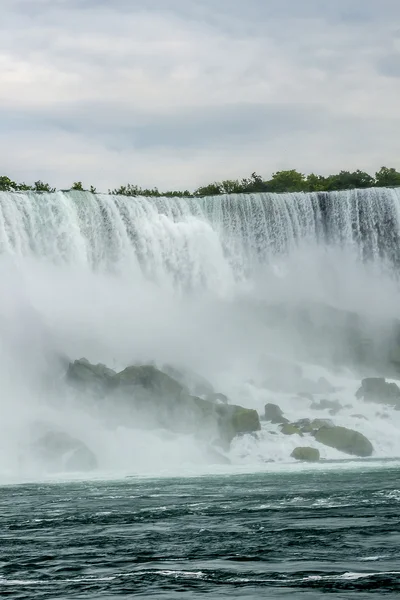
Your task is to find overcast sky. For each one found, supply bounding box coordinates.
[1,0,400,191]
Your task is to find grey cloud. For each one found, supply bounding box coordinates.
[377,54,400,78]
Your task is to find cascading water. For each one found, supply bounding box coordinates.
[1,186,400,481]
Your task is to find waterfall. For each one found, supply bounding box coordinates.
[1,188,399,293]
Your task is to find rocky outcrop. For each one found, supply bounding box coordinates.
[160,364,214,396]
[263,403,289,424]
[33,431,98,472]
[291,447,320,462]
[313,425,373,457]
[66,359,260,449]
[67,358,117,396]
[356,378,400,408]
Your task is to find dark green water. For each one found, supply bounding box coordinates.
[1,466,399,598]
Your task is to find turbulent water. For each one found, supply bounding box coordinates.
[1,187,400,597]
[1,466,400,598]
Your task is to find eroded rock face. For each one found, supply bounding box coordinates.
[356,378,400,408]
[291,447,320,462]
[313,426,373,457]
[33,431,98,472]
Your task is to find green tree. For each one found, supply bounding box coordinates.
[71,181,84,191]
[0,176,18,191]
[375,166,400,188]
[324,170,374,191]
[195,182,223,197]
[33,180,56,193]
[266,170,307,193]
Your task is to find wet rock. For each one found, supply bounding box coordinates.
[264,403,289,424]
[280,423,303,436]
[356,377,400,408]
[313,426,373,457]
[161,364,214,396]
[291,447,320,462]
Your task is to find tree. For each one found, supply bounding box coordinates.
[71,181,84,191]
[324,170,374,191]
[195,182,223,197]
[375,166,400,188]
[266,170,307,193]
[32,180,56,193]
[0,176,18,191]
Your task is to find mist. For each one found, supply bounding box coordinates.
[1,188,400,482]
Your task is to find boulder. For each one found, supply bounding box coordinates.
[33,431,98,472]
[264,403,289,424]
[280,423,303,436]
[356,378,400,408]
[313,426,373,457]
[293,418,333,434]
[291,447,320,462]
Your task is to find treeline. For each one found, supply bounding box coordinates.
[1,166,400,197]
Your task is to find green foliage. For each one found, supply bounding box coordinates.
[375,166,400,188]
[1,166,399,197]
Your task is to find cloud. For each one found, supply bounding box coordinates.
[0,0,400,190]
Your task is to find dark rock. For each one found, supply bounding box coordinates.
[264,403,289,424]
[313,426,373,457]
[161,364,214,396]
[356,377,400,407]
[291,447,320,462]
[280,423,303,436]
[66,358,117,395]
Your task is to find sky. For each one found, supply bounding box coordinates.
[1,0,400,192]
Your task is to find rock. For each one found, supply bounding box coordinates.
[310,418,334,429]
[313,426,373,457]
[293,418,333,434]
[291,447,320,462]
[351,414,368,420]
[66,359,260,450]
[33,431,98,472]
[66,358,117,395]
[356,378,400,408]
[161,364,214,396]
[310,399,342,414]
[264,403,289,424]
[117,364,185,397]
[280,423,303,436]
[206,393,229,405]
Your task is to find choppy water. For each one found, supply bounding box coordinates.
[1,465,399,598]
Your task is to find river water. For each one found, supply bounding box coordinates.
[1,463,399,598]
